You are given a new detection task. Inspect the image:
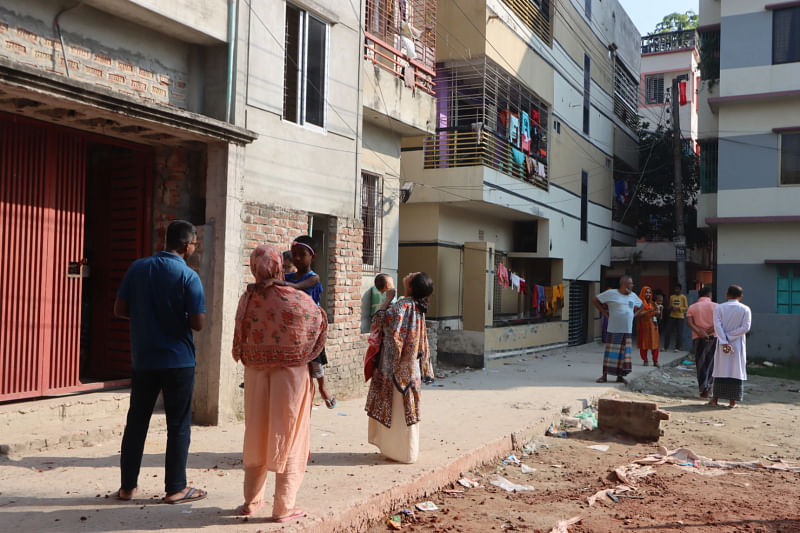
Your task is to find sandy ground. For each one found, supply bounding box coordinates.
[366,364,800,533]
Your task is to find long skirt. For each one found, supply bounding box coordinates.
[712,377,744,402]
[242,365,313,517]
[368,388,420,464]
[603,332,632,377]
[694,337,716,394]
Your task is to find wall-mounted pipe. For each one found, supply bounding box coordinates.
[225,0,237,123]
[53,1,83,78]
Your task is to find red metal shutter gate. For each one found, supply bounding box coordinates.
[0,116,86,401]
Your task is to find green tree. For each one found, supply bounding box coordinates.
[614,121,704,247]
[654,11,698,33]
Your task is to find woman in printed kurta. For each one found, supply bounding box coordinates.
[232,244,327,521]
[365,272,434,463]
[636,286,662,366]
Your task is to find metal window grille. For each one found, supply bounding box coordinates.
[698,139,718,193]
[361,172,383,271]
[613,60,639,130]
[364,0,436,70]
[773,7,800,64]
[699,29,720,80]
[780,133,800,185]
[500,0,553,45]
[423,57,550,190]
[645,75,664,104]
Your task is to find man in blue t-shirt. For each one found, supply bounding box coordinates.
[113,220,207,504]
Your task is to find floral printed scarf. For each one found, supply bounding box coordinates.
[232,244,327,368]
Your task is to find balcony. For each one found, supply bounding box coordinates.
[364,0,436,96]
[423,130,548,190]
[641,29,697,55]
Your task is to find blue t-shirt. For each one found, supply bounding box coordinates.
[117,251,206,370]
[285,270,322,305]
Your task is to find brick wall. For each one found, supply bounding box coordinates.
[151,146,207,270]
[0,20,188,108]
[241,203,369,399]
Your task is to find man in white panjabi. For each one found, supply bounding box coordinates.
[709,285,751,408]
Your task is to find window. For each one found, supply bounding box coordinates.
[580,170,588,241]
[583,54,591,134]
[361,172,383,270]
[780,133,800,185]
[584,0,591,20]
[777,264,800,314]
[699,29,720,80]
[773,6,800,64]
[283,3,327,128]
[698,139,718,193]
[645,75,664,104]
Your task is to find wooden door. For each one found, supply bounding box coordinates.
[87,148,152,378]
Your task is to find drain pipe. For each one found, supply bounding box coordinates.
[53,0,83,78]
[225,0,237,123]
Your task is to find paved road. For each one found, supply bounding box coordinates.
[0,343,653,532]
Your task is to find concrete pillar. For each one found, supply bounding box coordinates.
[463,241,493,332]
[193,142,245,425]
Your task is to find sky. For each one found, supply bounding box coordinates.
[616,0,700,36]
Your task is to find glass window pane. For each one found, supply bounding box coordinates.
[777,292,790,305]
[778,278,789,291]
[778,304,790,313]
[304,16,326,127]
[773,7,800,64]
[283,4,302,123]
[781,133,800,185]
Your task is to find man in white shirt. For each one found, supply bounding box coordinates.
[593,275,644,384]
[709,285,751,408]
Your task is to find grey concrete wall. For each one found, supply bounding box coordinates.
[747,313,800,362]
[720,11,772,70]
[716,263,776,314]
[718,134,778,190]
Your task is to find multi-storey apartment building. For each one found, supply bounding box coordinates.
[0,0,437,420]
[609,28,712,300]
[697,0,800,361]
[399,0,640,366]
[0,0,256,421]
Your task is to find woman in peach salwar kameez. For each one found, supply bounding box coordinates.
[232,245,327,522]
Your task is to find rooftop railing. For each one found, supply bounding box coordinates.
[641,29,697,54]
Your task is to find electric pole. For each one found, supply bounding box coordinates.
[671,77,687,292]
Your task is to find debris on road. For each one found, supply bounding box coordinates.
[457,476,480,488]
[490,476,535,492]
[548,515,582,533]
[415,501,438,511]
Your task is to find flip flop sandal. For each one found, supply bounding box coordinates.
[163,487,207,505]
[274,508,307,523]
[325,397,337,409]
[240,500,264,516]
[114,489,135,501]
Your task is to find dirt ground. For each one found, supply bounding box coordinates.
[367,365,800,533]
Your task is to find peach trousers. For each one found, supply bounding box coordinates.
[242,364,313,518]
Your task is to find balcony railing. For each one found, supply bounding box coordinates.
[641,29,697,54]
[364,32,435,95]
[423,129,548,191]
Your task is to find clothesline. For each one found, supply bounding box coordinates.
[496,263,565,316]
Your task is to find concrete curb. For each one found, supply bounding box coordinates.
[296,390,615,533]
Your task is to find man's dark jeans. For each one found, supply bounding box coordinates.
[120,367,194,494]
[662,317,685,351]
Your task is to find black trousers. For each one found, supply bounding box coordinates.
[120,367,194,494]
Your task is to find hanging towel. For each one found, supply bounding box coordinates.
[498,109,511,138]
[511,147,525,166]
[537,285,546,313]
[520,279,528,296]
[520,111,531,152]
[544,286,554,315]
[508,113,520,147]
[537,162,546,178]
[510,273,521,292]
